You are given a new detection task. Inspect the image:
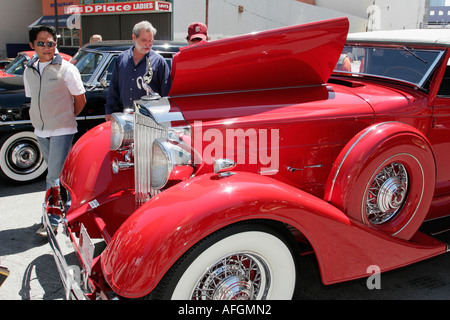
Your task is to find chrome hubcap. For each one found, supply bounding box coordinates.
[11,143,38,169]
[191,253,270,300]
[366,162,408,225]
[6,138,42,175]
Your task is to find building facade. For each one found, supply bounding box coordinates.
[0,0,436,58]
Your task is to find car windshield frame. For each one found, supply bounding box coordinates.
[3,54,28,76]
[333,45,446,89]
[71,49,105,83]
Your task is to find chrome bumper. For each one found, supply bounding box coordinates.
[42,207,87,300]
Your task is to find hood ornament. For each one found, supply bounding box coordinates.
[136,56,160,101]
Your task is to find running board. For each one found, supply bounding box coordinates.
[420,216,450,252]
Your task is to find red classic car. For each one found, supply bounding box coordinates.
[43,17,450,300]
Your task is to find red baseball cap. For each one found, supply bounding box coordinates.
[187,22,208,41]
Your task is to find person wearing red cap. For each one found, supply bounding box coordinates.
[186,22,208,44]
[171,22,208,81]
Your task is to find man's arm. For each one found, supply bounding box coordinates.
[73,94,86,116]
[159,58,172,97]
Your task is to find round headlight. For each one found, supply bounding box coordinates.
[110,113,134,151]
[151,139,172,189]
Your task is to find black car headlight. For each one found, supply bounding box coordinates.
[110,112,134,151]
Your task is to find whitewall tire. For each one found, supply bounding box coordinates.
[147,221,299,300]
[0,131,47,183]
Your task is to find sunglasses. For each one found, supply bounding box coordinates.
[35,41,56,48]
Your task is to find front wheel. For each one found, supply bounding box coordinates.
[0,131,47,183]
[146,221,299,300]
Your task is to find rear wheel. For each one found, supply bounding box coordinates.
[326,125,435,240]
[0,131,47,183]
[146,221,299,300]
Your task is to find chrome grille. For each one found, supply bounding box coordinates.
[134,111,168,207]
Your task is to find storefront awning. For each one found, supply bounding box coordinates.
[28,14,81,29]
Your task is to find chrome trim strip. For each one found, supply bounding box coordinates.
[83,115,106,120]
[1,115,105,126]
[0,120,32,125]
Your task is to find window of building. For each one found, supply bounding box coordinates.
[57,27,81,47]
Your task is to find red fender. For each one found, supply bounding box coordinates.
[100,172,350,298]
[101,171,444,299]
[324,122,436,240]
[61,122,134,212]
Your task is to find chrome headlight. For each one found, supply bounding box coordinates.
[110,112,134,151]
[151,138,192,189]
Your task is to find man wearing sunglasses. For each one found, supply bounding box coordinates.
[23,25,86,237]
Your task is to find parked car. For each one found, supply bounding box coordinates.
[0,42,182,183]
[0,59,11,70]
[43,17,450,300]
[0,51,72,78]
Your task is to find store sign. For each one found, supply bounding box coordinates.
[64,1,172,15]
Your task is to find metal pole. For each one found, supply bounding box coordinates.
[54,0,59,31]
[205,0,209,27]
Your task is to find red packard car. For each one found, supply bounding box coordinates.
[44,17,450,300]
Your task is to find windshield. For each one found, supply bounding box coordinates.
[333,45,444,87]
[3,54,29,76]
[72,50,104,82]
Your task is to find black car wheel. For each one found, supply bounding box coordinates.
[0,131,47,183]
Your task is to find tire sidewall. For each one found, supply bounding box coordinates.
[157,222,299,300]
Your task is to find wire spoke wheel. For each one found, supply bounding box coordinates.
[366,162,409,225]
[146,221,300,300]
[191,252,270,300]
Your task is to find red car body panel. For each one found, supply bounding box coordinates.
[100,171,444,298]
[47,17,450,299]
[170,18,349,96]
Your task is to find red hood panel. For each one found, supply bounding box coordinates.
[170,17,349,96]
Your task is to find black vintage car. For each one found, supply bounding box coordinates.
[0,41,183,183]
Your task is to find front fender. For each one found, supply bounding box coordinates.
[61,121,134,212]
[101,171,353,298]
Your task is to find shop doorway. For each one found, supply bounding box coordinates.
[81,12,172,45]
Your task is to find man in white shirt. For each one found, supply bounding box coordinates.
[23,25,86,236]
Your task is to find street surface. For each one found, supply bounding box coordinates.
[1,177,450,300]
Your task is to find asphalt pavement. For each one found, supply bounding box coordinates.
[0,177,68,299]
[1,176,450,300]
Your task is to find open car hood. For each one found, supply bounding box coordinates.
[169,17,349,96]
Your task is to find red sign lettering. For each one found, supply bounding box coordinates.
[64,1,172,15]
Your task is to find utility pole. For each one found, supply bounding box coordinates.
[205,0,209,27]
[54,0,59,31]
